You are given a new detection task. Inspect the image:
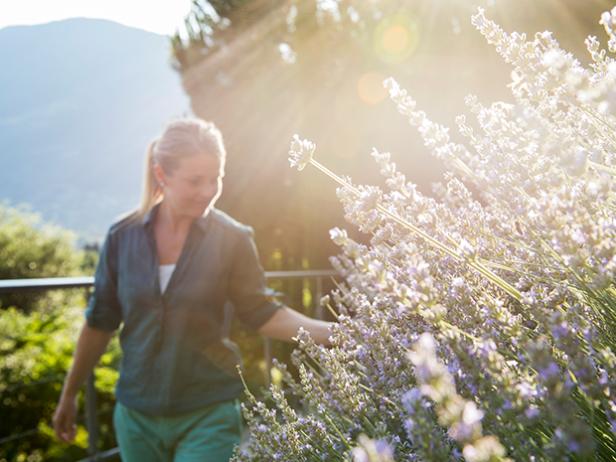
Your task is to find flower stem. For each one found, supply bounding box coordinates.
[309,157,522,301]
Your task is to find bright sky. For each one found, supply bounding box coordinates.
[0,0,193,35]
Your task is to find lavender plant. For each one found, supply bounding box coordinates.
[233,8,616,462]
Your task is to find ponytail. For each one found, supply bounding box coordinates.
[136,118,226,218]
[138,139,162,217]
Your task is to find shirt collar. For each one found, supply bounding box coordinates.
[142,201,213,233]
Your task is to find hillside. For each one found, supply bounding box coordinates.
[0,18,189,241]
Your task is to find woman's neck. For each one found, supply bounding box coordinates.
[156,200,193,235]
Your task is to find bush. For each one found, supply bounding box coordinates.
[235,8,616,462]
[0,302,122,461]
[0,203,94,313]
[0,205,119,461]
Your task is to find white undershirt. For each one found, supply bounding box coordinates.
[159,264,176,293]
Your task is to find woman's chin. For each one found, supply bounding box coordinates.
[193,202,213,216]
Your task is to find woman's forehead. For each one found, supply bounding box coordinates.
[177,155,222,174]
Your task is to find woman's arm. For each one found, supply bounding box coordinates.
[52,322,114,442]
[257,306,334,346]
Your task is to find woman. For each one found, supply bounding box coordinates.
[52,118,333,461]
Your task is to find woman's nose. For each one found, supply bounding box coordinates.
[199,184,218,199]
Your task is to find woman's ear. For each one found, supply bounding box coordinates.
[152,162,166,187]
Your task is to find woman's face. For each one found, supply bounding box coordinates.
[155,154,224,219]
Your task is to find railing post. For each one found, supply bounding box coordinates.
[85,372,99,460]
[315,276,323,320]
[263,337,272,388]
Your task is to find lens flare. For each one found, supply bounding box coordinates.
[357,72,387,105]
[373,13,419,64]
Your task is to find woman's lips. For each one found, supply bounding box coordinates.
[193,199,212,209]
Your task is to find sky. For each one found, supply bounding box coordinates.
[0,0,193,35]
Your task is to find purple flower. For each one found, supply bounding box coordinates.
[538,362,560,381]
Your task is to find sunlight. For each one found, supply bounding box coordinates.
[357,72,388,105]
[373,12,420,64]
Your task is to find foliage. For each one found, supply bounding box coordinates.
[171,0,250,70]
[0,303,122,461]
[0,203,95,313]
[0,205,119,461]
[170,0,402,71]
[235,8,616,462]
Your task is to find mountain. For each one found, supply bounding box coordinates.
[0,18,189,242]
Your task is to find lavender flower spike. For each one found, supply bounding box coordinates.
[289,134,316,171]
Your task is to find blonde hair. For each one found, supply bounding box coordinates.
[138,117,227,217]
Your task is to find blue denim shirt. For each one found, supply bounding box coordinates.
[85,203,283,416]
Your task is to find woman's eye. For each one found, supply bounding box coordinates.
[188,177,219,187]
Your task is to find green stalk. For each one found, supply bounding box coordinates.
[576,105,616,148]
[322,413,353,450]
[588,160,616,176]
[357,383,401,412]
[309,158,522,301]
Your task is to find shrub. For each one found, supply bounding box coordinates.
[0,205,119,461]
[0,203,93,313]
[235,8,616,461]
[0,302,122,461]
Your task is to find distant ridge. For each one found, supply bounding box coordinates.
[0,18,189,242]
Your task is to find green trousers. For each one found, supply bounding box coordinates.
[113,399,243,462]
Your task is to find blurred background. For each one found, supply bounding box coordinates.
[0,0,614,460]
[0,0,613,259]
[175,0,615,272]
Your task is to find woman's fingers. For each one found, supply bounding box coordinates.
[52,400,77,442]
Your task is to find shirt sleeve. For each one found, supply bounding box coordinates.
[228,227,283,331]
[84,228,123,332]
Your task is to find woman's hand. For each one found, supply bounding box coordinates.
[52,395,78,443]
[51,322,114,443]
[258,306,334,346]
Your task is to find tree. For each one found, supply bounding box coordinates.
[0,203,94,313]
[0,203,119,461]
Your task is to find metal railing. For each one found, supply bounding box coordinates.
[0,269,337,461]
